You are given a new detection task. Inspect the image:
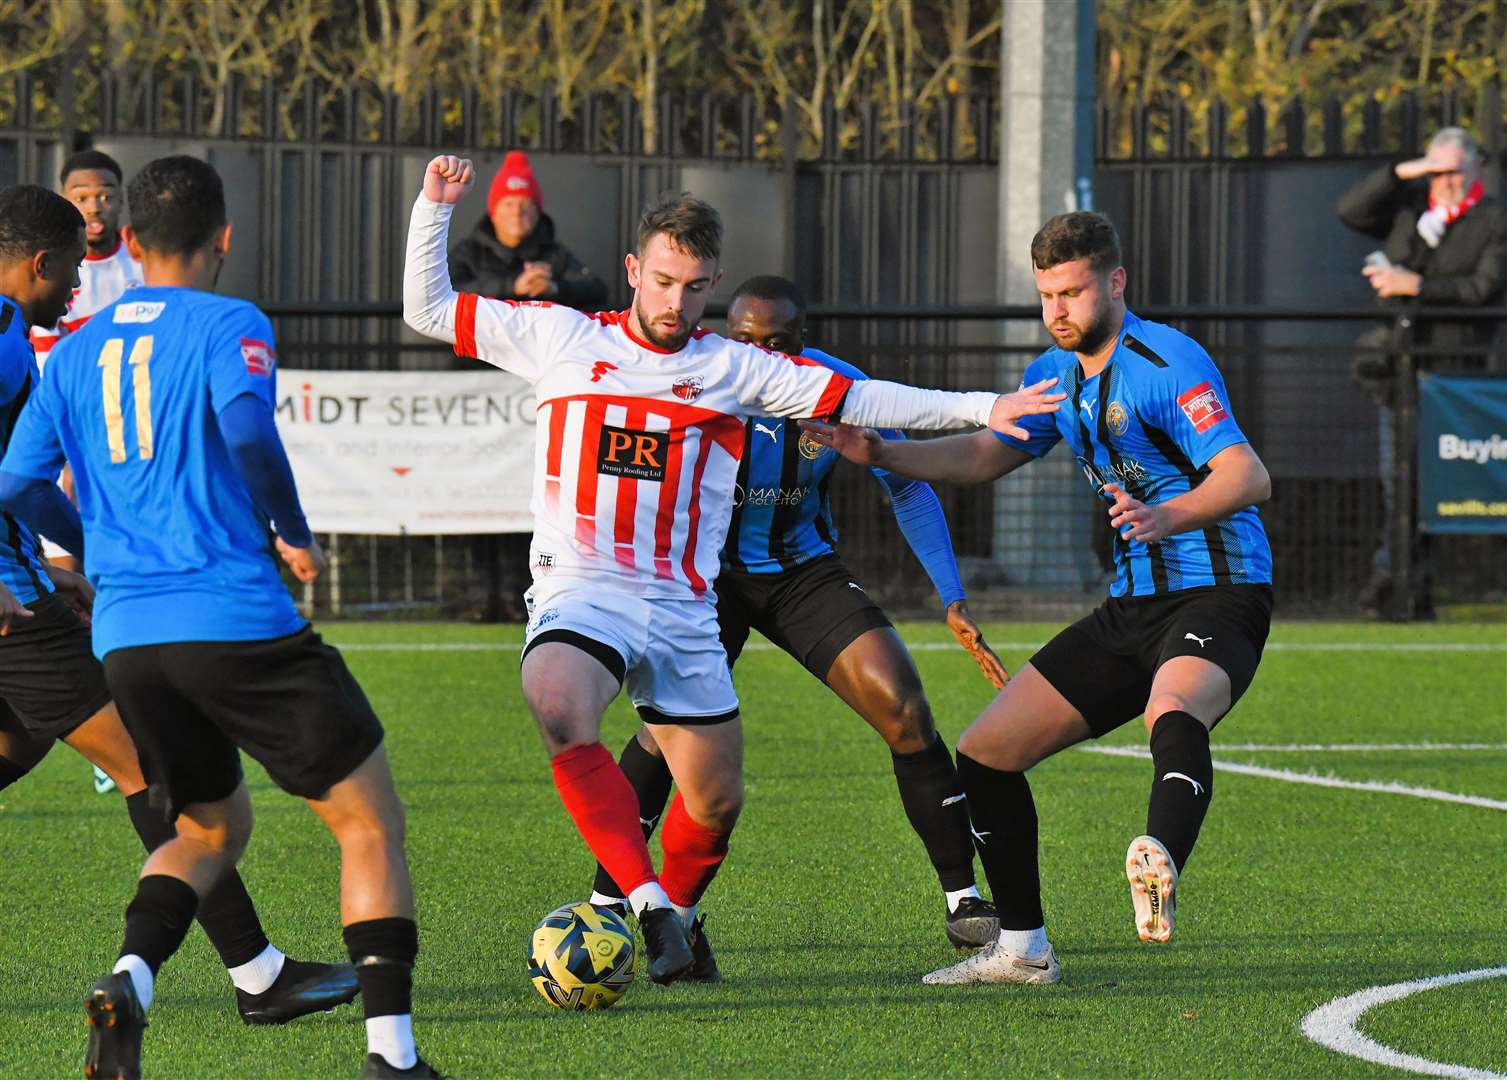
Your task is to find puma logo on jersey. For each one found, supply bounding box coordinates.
[589,360,617,383]
[1162,771,1206,796]
[1184,633,1212,648]
[754,422,780,442]
[1080,398,1098,419]
[941,794,967,807]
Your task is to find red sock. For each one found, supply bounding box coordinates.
[551,744,657,895]
[658,792,731,907]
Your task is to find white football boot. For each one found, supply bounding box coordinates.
[922,941,1060,985]
[1126,834,1179,942]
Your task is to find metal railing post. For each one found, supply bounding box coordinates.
[1387,314,1418,622]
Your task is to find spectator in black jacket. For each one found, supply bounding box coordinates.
[447,150,607,311]
[1337,126,1507,615]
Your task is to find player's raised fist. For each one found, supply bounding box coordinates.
[987,377,1066,441]
[424,155,475,204]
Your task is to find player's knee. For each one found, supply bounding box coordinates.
[1144,695,1195,734]
[885,687,935,753]
[684,784,743,832]
[956,728,1036,773]
[526,696,595,753]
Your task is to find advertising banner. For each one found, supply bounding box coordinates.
[275,369,535,534]
[1418,375,1507,534]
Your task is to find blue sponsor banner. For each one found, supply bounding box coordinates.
[1418,375,1507,534]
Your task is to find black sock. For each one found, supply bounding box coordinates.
[1146,711,1213,874]
[891,735,977,893]
[121,874,199,974]
[0,754,32,791]
[956,751,1043,930]
[344,917,418,1018]
[591,734,674,899]
[124,791,270,968]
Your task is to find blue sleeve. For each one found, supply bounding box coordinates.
[991,355,1063,458]
[216,392,313,547]
[1151,341,1249,469]
[208,303,279,413]
[0,472,83,556]
[0,369,67,481]
[0,331,33,406]
[877,464,965,608]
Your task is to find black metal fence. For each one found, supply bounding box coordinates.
[268,302,1507,623]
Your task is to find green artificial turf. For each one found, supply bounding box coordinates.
[1,621,1503,1077]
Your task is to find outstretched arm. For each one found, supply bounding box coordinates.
[403,155,477,345]
[837,376,1065,439]
[802,424,1034,485]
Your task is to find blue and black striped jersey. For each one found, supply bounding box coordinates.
[997,310,1273,597]
[0,297,55,606]
[721,348,965,607]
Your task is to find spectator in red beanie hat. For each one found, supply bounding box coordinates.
[448,150,606,311]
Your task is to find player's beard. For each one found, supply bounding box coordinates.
[1052,299,1116,356]
[633,294,693,352]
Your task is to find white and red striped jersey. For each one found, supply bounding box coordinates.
[404,195,997,602]
[29,238,143,362]
[454,294,851,599]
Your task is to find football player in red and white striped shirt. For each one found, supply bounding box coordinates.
[34,150,144,794]
[404,155,1065,985]
[29,150,143,364]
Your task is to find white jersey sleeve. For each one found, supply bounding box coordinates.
[402,194,578,384]
[839,379,997,430]
[728,343,855,420]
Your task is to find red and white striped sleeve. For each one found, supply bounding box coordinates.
[728,341,853,420]
[403,194,574,384]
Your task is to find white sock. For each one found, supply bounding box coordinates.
[367,1014,417,1070]
[944,886,981,913]
[997,926,1049,959]
[113,954,154,1011]
[227,943,286,995]
[589,891,627,910]
[671,902,697,927]
[627,881,672,918]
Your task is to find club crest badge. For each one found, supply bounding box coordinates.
[798,431,827,460]
[1106,400,1129,437]
[672,376,704,402]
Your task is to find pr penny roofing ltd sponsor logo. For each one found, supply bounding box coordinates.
[1177,381,1228,433]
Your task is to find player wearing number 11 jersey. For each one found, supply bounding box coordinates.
[0,157,437,1079]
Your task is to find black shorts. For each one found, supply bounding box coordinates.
[102,626,385,821]
[1030,584,1274,738]
[716,554,893,681]
[0,592,112,744]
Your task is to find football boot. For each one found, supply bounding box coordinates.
[638,906,694,985]
[235,958,360,1024]
[922,941,1060,986]
[944,895,1000,949]
[1125,834,1179,943]
[83,971,145,1080]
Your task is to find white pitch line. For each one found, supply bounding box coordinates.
[330,640,1505,653]
[1301,966,1507,1079]
[1079,745,1507,811]
[1211,742,1507,753]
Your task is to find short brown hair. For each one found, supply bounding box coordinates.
[1031,211,1122,274]
[636,192,722,262]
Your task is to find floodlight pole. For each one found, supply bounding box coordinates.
[992,0,1101,592]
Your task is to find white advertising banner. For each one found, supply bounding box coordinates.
[275,369,536,534]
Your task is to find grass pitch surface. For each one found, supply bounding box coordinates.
[2,620,1503,1078]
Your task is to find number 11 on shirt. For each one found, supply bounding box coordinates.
[97,336,154,463]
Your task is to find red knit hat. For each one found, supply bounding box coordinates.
[487,151,543,213]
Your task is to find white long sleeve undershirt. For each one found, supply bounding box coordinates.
[402,194,998,431]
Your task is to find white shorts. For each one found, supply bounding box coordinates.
[522,581,739,724]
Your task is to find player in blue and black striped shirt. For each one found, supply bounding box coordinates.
[589,275,1011,959]
[804,212,1274,985]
